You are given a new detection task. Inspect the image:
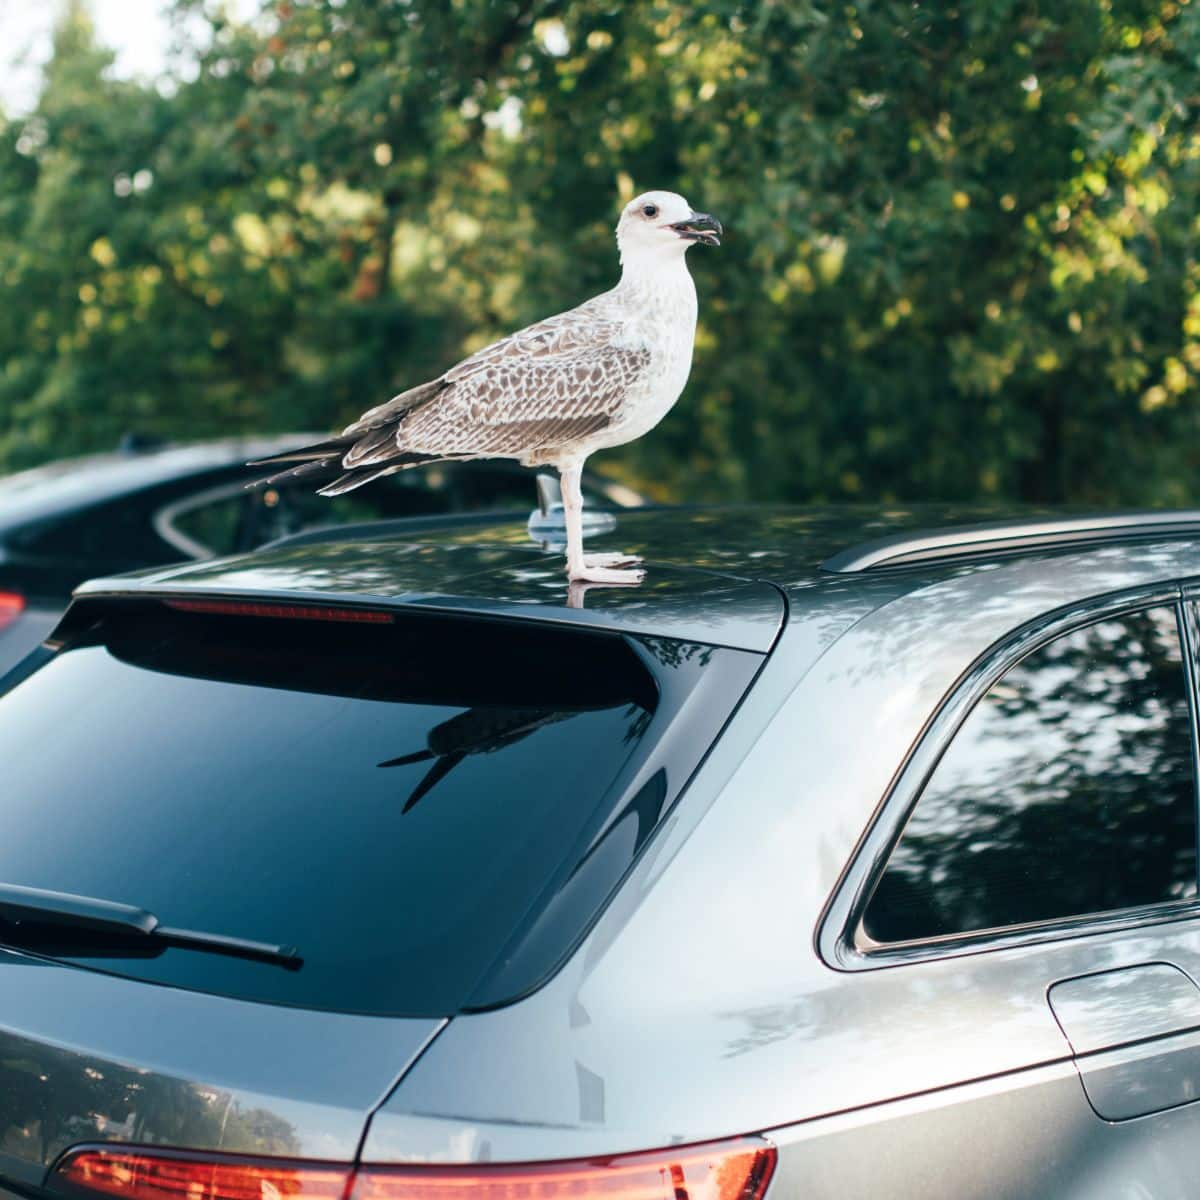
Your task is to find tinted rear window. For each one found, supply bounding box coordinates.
[0,602,757,1016]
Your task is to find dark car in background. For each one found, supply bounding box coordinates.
[0,434,638,673]
[3,505,1200,1197]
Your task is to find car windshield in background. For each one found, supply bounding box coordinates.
[0,603,757,1016]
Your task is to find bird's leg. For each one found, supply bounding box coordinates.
[562,461,643,570]
[561,464,645,584]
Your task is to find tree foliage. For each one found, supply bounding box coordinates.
[3,0,1200,505]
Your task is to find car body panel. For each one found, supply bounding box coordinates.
[764,1060,1200,1200]
[1048,962,1200,1054]
[0,949,442,1185]
[0,438,317,535]
[1048,965,1200,1120]
[0,603,59,679]
[364,537,1200,1168]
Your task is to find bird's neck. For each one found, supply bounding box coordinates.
[617,251,695,300]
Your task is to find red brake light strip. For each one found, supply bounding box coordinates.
[163,598,394,624]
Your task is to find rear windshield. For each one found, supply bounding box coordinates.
[0,601,758,1016]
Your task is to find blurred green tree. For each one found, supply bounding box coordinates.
[2,0,1200,507]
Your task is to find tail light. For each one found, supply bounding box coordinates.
[52,1140,776,1200]
[0,591,24,632]
[350,1140,776,1200]
[164,598,393,624]
[53,1150,350,1200]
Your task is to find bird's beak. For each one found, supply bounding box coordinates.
[670,211,723,247]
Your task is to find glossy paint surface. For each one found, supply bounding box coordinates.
[822,508,1200,570]
[74,539,788,652]
[264,502,1073,585]
[1049,963,1200,1053]
[765,1061,1200,1200]
[1050,964,1200,1120]
[72,503,1106,655]
[364,537,1200,1192]
[0,604,58,676]
[0,436,313,532]
[0,949,441,1185]
[1067,1028,1200,1120]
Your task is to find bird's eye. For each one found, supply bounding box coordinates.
[642,204,658,218]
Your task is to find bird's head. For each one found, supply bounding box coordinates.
[615,190,723,268]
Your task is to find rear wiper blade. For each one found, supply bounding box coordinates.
[0,883,301,968]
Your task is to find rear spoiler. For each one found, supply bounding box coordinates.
[55,567,784,653]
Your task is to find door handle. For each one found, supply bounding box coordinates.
[1049,962,1200,1120]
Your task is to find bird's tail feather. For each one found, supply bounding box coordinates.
[247,435,355,469]
[317,456,439,496]
[253,457,345,487]
[343,422,403,469]
[342,378,446,437]
[247,372,468,493]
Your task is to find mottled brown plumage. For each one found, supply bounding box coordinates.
[254,305,651,496]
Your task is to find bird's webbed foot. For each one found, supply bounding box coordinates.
[566,561,646,585]
[583,551,644,570]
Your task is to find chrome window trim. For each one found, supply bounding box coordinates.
[154,468,630,562]
[818,581,1200,972]
[153,480,257,560]
[1181,596,1200,899]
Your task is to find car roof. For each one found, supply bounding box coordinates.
[0,434,320,530]
[250,501,1200,587]
[69,502,1200,654]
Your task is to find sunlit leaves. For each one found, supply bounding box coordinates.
[4,0,1200,507]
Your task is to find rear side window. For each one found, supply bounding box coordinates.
[164,466,607,558]
[164,478,457,558]
[865,606,1198,944]
[0,602,758,1016]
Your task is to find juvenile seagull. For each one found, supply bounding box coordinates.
[252,190,722,583]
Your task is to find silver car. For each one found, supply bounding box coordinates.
[2,505,1200,1200]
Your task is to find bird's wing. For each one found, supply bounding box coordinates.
[344,341,650,469]
[336,295,648,470]
[340,377,449,439]
[341,297,622,442]
[442,300,623,383]
[251,297,637,489]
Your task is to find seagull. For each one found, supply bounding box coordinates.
[251,190,722,583]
